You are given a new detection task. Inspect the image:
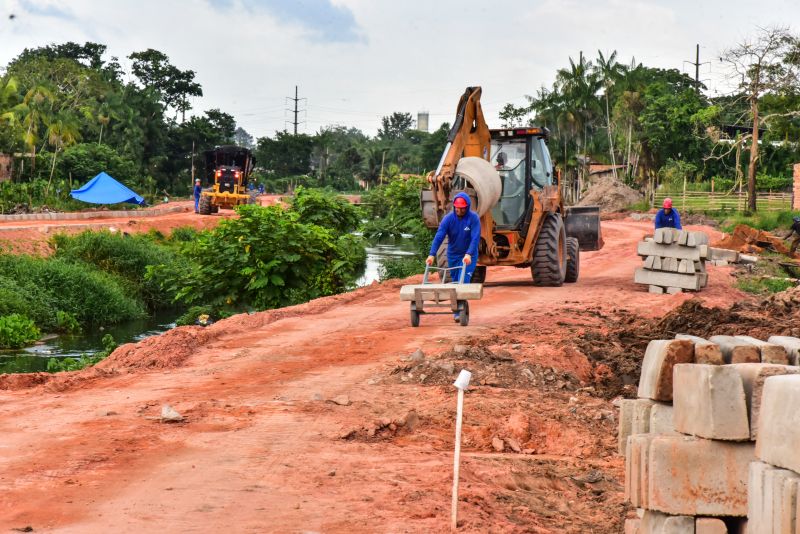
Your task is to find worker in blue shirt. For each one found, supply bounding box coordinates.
[426,192,481,320]
[654,197,682,230]
[193,178,202,213]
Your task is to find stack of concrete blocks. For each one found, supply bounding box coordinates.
[619,334,800,533]
[635,228,711,294]
[746,336,800,532]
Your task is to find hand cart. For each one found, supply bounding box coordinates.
[399,264,483,327]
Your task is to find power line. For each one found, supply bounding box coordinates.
[683,44,710,93]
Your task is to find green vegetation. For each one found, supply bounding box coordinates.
[288,186,362,234]
[46,333,118,372]
[0,314,40,349]
[736,277,795,295]
[717,211,800,233]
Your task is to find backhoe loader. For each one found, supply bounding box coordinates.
[420,86,602,285]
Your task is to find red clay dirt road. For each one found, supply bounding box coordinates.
[0,219,744,533]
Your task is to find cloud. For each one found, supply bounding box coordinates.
[18,0,74,20]
[208,0,365,43]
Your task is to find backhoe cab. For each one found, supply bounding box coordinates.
[198,145,257,215]
[421,86,602,286]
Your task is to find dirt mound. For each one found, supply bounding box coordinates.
[98,326,213,370]
[578,176,642,212]
[714,224,795,257]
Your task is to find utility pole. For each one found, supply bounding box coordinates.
[285,86,306,135]
[683,44,708,93]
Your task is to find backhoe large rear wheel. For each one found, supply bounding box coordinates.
[436,239,450,282]
[198,195,212,215]
[531,214,567,286]
[565,236,580,283]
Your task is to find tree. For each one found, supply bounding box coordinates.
[233,126,254,148]
[594,50,625,180]
[720,26,800,211]
[128,49,203,121]
[377,112,414,140]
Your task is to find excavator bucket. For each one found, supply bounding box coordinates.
[565,206,603,251]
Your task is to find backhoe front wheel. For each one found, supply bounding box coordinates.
[531,214,567,286]
[565,237,580,283]
[198,195,212,215]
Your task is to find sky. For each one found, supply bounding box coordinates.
[0,0,798,139]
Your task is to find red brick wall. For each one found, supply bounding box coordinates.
[794,163,800,210]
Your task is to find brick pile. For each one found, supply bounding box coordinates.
[634,228,740,294]
[618,334,800,533]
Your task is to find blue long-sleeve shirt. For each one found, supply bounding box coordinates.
[429,192,481,259]
[654,208,682,230]
[193,184,202,199]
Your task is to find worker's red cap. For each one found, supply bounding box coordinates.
[663,198,673,209]
[453,197,468,208]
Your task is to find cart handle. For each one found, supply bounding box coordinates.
[423,263,467,284]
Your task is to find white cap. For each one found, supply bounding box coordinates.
[453,369,472,390]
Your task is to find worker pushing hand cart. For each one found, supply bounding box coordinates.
[399,263,483,327]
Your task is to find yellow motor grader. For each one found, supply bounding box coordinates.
[421,86,603,285]
[198,145,257,214]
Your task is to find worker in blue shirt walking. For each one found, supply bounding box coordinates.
[426,192,481,321]
[654,197,682,230]
[193,178,203,213]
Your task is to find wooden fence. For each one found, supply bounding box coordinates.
[652,191,792,212]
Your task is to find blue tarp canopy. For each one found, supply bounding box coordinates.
[70,172,145,205]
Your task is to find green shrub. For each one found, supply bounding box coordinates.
[55,311,81,334]
[169,226,201,243]
[288,186,362,234]
[379,257,425,281]
[718,210,800,233]
[50,230,178,309]
[0,314,40,349]
[0,254,145,327]
[147,204,365,310]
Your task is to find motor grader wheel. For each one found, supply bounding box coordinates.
[198,194,212,215]
[531,214,567,286]
[565,236,580,283]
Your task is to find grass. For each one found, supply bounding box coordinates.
[736,277,795,295]
[715,210,800,233]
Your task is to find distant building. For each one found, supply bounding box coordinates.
[588,162,627,182]
[417,112,429,133]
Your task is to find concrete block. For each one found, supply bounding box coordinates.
[635,269,703,291]
[650,402,677,435]
[673,364,750,440]
[778,475,799,534]
[675,335,725,365]
[698,272,708,287]
[694,518,726,534]
[647,435,754,516]
[666,287,683,295]
[730,363,800,440]
[767,336,800,366]
[638,339,695,401]
[748,461,778,532]
[708,336,761,364]
[399,283,483,301]
[734,335,789,364]
[625,517,642,534]
[650,285,666,294]
[645,255,657,269]
[633,398,657,435]
[641,510,695,533]
[678,259,695,274]
[694,260,707,274]
[627,434,654,507]
[756,375,800,473]
[709,247,740,262]
[653,256,663,270]
[638,241,703,261]
[619,398,636,456]
[655,227,679,244]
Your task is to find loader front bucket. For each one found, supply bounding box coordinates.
[565,206,604,251]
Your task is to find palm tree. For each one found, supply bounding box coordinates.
[45,110,81,194]
[595,50,626,180]
[3,85,55,179]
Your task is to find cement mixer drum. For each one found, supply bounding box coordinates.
[453,157,501,217]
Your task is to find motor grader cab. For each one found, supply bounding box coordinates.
[198,145,257,215]
[420,86,602,285]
